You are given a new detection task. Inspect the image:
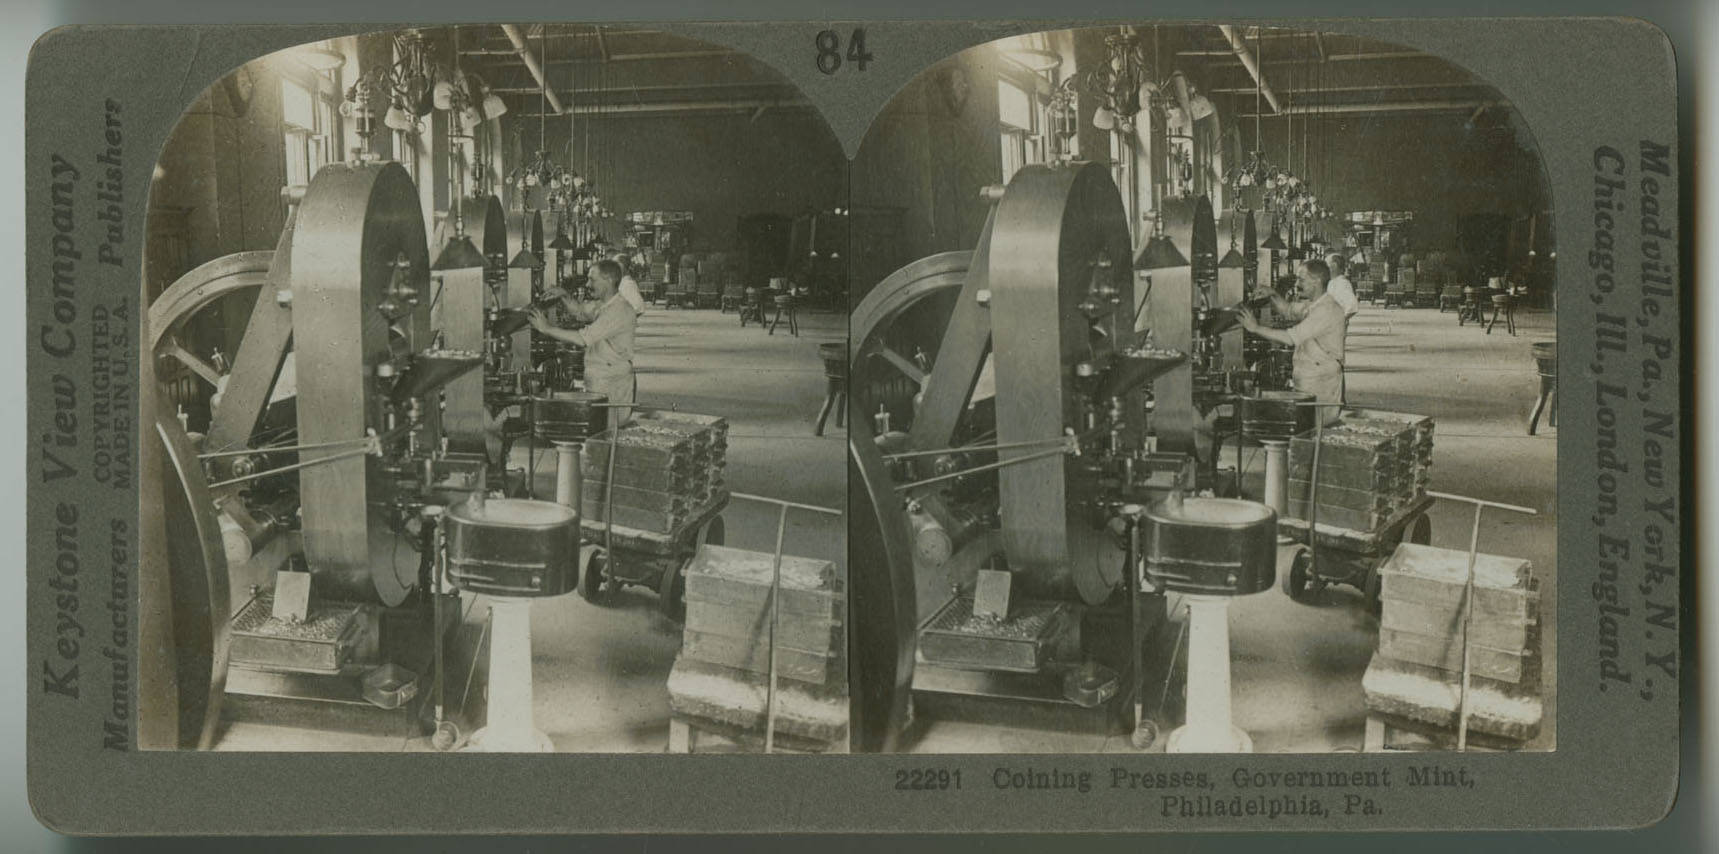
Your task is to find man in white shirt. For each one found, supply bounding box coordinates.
[530,260,638,426]
[1239,258,1351,417]
[1323,253,1360,317]
[611,251,646,315]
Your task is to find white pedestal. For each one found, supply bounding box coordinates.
[1261,439,1292,544]
[465,597,554,752]
[554,441,582,511]
[1166,595,1254,754]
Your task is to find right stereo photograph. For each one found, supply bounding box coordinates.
[846,24,1556,756]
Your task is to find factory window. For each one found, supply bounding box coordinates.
[998,78,1042,181]
[281,77,339,187]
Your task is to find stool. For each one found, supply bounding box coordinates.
[1438,285,1463,312]
[1486,292,1515,335]
[1457,288,1484,325]
[1528,341,1557,435]
[769,293,799,337]
[1381,284,1407,308]
[815,343,847,436]
[720,284,745,313]
[738,288,766,327]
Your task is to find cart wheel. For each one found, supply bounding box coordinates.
[1283,548,1320,604]
[657,561,687,622]
[1408,513,1432,546]
[581,550,610,604]
[1130,718,1158,751]
[431,720,460,752]
[657,515,725,621]
[1362,566,1383,616]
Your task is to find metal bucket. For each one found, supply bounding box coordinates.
[531,390,609,442]
[444,497,580,597]
[1143,497,1278,596]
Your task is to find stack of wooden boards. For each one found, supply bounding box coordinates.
[580,410,728,537]
[1287,409,1434,533]
[667,544,848,751]
[1362,542,1543,743]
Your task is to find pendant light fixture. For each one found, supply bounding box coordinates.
[508,24,552,271]
[432,26,487,271]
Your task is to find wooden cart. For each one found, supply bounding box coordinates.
[1278,493,1435,610]
[580,489,729,620]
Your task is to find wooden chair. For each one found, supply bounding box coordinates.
[1486,291,1517,335]
[720,283,746,313]
[696,277,724,309]
[1527,341,1557,434]
[738,288,767,327]
[769,292,800,337]
[814,342,847,436]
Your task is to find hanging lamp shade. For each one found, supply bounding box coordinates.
[1217,246,1245,268]
[432,234,487,271]
[508,246,544,269]
[549,231,577,250]
[1133,233,1188,271]
[1259,230,1288,251]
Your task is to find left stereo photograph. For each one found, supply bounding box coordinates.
[139,25,851,753]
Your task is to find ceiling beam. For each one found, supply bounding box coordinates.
[1217,24,1281,114]
[1202,61,1479,92]
[1210,82,1488,96]
[1237,100,1496,117]
[459,49,737,64]
[500,24,564,115]
[489,81,796,96]
[511,98,813,118]
[1199,50,1432,67]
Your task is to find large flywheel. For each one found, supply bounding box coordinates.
[848,164,1144,751]
[146,160,437,672]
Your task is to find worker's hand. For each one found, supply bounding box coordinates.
[526,306,551,332]
[1237,309,1260,332]
[540,286,569,303]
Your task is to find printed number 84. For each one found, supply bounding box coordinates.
[817,29,872,74]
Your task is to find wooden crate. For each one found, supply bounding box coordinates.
[681,629,843,686]
[1377,625,1536,683]
[682,544,843,620]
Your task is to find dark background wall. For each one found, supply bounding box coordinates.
[1244,108,1551,255]
[505,109,848,251]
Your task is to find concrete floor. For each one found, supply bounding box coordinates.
[212,304,848,752]
[903,303,1558,754]
[212,300,1556,756]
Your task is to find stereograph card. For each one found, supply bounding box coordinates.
[21,13,1683,835]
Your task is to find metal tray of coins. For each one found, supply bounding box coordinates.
[917,596,1069,673]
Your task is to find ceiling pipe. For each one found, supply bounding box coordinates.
[1210,82,1482,96]
[500,24,565,115]
[1238,100,1496,117]
[514,98,813,117]
[1218,24,1281,114]
[460,49,736,64]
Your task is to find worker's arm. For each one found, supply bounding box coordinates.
[1237,309,1295,346]
[1269,292,1306,322]
[528,302,625,348]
